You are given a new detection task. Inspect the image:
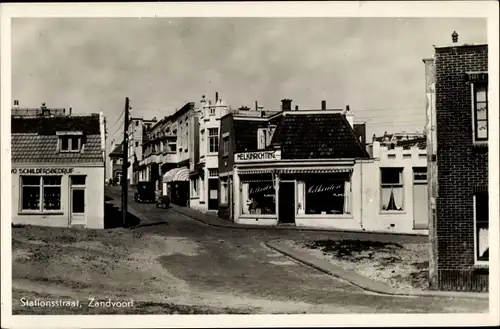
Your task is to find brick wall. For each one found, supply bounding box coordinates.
[434,44,488,292]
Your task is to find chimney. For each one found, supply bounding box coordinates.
[69,107,72,116]
[344,105,354,128]
[321,100,326,110]
[215,92,219,103]
[13,100,19,108]
[452,31,458,43]
[372,133,377,142]
[295,105,299,111]
[281,99,292,111]
[255,101,258,111]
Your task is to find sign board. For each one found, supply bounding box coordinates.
[235,150,281,163]
[12,168,75,175]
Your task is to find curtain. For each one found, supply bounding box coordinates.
[241,183,249,214]
[344,180,351,214]
[479,227,489,258]
[382,186,404,211]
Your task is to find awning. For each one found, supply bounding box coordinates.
[238,167,352,175]
[278,167,352,174]
[163,167,189,183]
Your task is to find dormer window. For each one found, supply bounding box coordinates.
[257,128,267,150]
[57,132,83,153]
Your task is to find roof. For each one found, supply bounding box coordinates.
[11,114,104,164]
[271,113,369,159]
[397,137,427,150]
[233,119,270,152]
[109,142,123,157]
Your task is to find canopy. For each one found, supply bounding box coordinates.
[163,167,189,183]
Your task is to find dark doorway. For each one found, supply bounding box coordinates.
[279,182,295,224]
[208,179,218,210]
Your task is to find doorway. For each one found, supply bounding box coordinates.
[70,175,87,225]
[413,168,428,229]
[278,181,295,224]
[208,178,218,210]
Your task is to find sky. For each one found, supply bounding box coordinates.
[12,17,487,154]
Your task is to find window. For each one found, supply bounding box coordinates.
[135,141,139,148]
[60,136,81,152]
[210,107,216,116]
[473,83,488,142]
[223,136,229,156]
[241,178,275,215]
[413,167,427,182]
[208,168,218,178]
[168,143,177,152]
[135,121,139,126]
[208,128,219,153]
[21,176,61,212]
[71,175,86,186]
[381,168,404,211]
[257,129,267,150]
[305,175,350,215]
[220,179,229,205]
[475,193,489,262]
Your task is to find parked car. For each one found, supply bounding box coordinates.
[156,195,171,209]
[134,181,156,203]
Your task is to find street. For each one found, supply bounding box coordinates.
[102,187,488,313]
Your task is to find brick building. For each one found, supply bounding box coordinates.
[432,33,489,291]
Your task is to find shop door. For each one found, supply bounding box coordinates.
[208,179,218,210]
[279,182,295,224]
[70,188,86,224]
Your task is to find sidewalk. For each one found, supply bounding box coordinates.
[170,204,428,238]
[265,240,489,300]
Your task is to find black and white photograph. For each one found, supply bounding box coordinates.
[1,1,498,328]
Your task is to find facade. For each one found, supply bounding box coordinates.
[11,105,106,229]
[431,35,489,291]
[367,133,429,234]
[128,116,157,186]
[189,93,230,212]
[160,102,195,206]
[108,142,123,184]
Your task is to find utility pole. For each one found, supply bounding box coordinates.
[121,97,130,227]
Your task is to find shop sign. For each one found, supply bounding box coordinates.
[12,168,75,175]
[307,182,344,195]
[235,150,281,163]
[465,72,488,82]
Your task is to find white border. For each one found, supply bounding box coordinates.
[1,1,499,328]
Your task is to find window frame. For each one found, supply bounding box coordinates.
[208,127,219,154]
[474,193,489,265]
[472,82,488,144]
[60,136,82,153]
[380,167,405,212]
[20,175,63,214]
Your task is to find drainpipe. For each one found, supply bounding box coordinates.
[360,159,364,230]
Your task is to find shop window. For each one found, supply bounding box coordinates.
[473,82,488,143]
[208,128,219,153]
[475,193,489,263]
[241,181,276,215]
[21,176,61,212]
[381,168,404,211]
[60,136,82,153]
[305,177,349,215]
[220,179,228,205]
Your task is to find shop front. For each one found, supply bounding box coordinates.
[11,165,105,229]
[163,167,190,206]
[233,157,357,228]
